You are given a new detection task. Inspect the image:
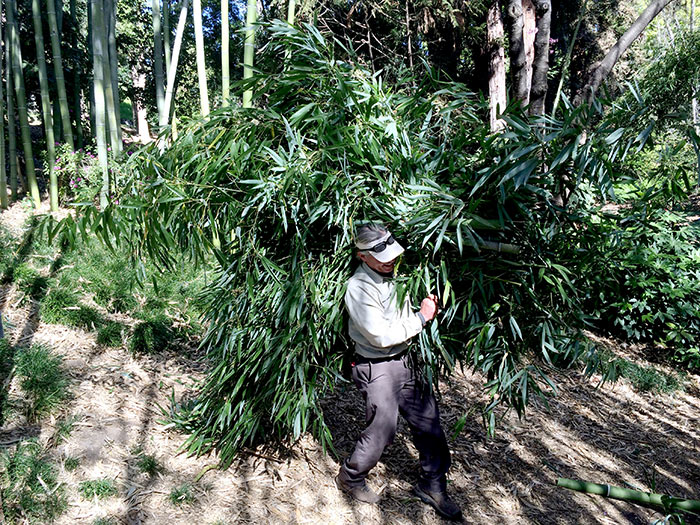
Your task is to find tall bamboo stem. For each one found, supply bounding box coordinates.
[9,0,40,206]
[164,0,171,75]
[5,27,19,199]
[222,0,230,105]
[193,0,210,116]
[153,0,166,127]
[105,0,122,152]
[164,0,189,122]
[32,0,59,211]
[0,1,7,209]
[242,0,258,108]
[91,0,109,207]
[71,0,83,148]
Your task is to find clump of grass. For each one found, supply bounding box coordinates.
[96,321,126,347]
[129,317,173,354]
[12,263,48,299]
[15,345,69,420]
[64,456,80,471]
[618,360,683,393]
[169,483,196,506]
[78,478,118,500]
[136,452,161,476]
[93,518,119,525]
[41,288,103,330]
[0,439,68,524]
[54,415,80,443]
[0,338,13,377]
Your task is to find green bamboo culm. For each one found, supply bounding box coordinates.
[91,0,110,208]
[8,0,40,206]
[242,0,258,108]
[103,0,121,154]
[5,25,19,200]
[192,0,210,116]
[106,0,122,153]
[32,0,58,212]
[0,0,7,210]
[287,0,296,25]
[46,0,75,151]
[164,0,189,123]
[557,478,700,514]
[221,0,230,105]
[152,0,166,128]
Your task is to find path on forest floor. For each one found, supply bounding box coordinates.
[1,202,699,525]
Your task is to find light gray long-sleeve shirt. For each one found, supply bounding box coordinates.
[345,263,423,359]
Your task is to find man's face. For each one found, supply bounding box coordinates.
[357,251,397,274]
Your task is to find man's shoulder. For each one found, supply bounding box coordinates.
[346,266,376,295]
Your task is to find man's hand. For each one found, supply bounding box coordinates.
[420,294,439,322]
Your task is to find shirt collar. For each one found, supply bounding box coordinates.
[361,262,392,283]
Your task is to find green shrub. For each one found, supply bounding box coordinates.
[136,453,161,476]
[12,263,48,299]
[96,321,126,347]
[78,478,118,500]
[41,288,103,330]
[0,440,67,524]
[15,345,69,420]
[129,317,173,354]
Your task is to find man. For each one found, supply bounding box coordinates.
[336,223,462,521]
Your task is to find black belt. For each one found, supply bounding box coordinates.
[354,350,406,364]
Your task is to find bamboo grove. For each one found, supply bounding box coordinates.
[2,1,700,467]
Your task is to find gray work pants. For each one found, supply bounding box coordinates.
[338,353,451,492]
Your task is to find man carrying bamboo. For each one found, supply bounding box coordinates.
[335,223,462,521]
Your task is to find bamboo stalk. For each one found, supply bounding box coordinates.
[242,0,258,108]
[32,0,59,211]
[5,26,19,200]
[153,0,166,127]
[193,0,210,116]
[0,0,6,209]
[91,0,109,207]
[222,0,230,105]
[557,478,700,514]
[46,0,75,150]
[8,0,40,206]
[107,0,122,152]
[164,0,189,123]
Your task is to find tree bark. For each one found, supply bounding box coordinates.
[131,63,151,142]
[242,0,258,108]
[578,0,676,104]
[32,0,59,210]
[506,0,528,103]
[9,0,40,206]
[529,0,551,115]
[488,1,506,131]
[193,0,210,115]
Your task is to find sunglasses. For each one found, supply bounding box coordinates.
[364,235,396,253]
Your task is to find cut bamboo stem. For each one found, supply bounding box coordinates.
[557,478,700,514]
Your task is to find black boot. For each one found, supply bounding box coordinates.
[335,474,381,504]
[413,484,463,521]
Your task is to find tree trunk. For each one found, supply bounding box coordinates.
[522,0,536,103]
[488,1,506,131]
[578,0,676,104]
[106,0,122,152]
[529,0,552,115]
[5,27,19,199]
[242,0,258,108]
[506,0,528,103]
[47,0,75,150]
[287,0,296,24]
[32,0,59,211]
[193,0,210,116]
[91,0,109,207]
[164,0,189,122]
[222,0,230,105]
[153,0,166,127]
[9,0,40,206]
[164,0,171,75]
[131,64,151,142]
[0,1,7,209]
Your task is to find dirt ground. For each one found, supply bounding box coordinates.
[1,203,699,524]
